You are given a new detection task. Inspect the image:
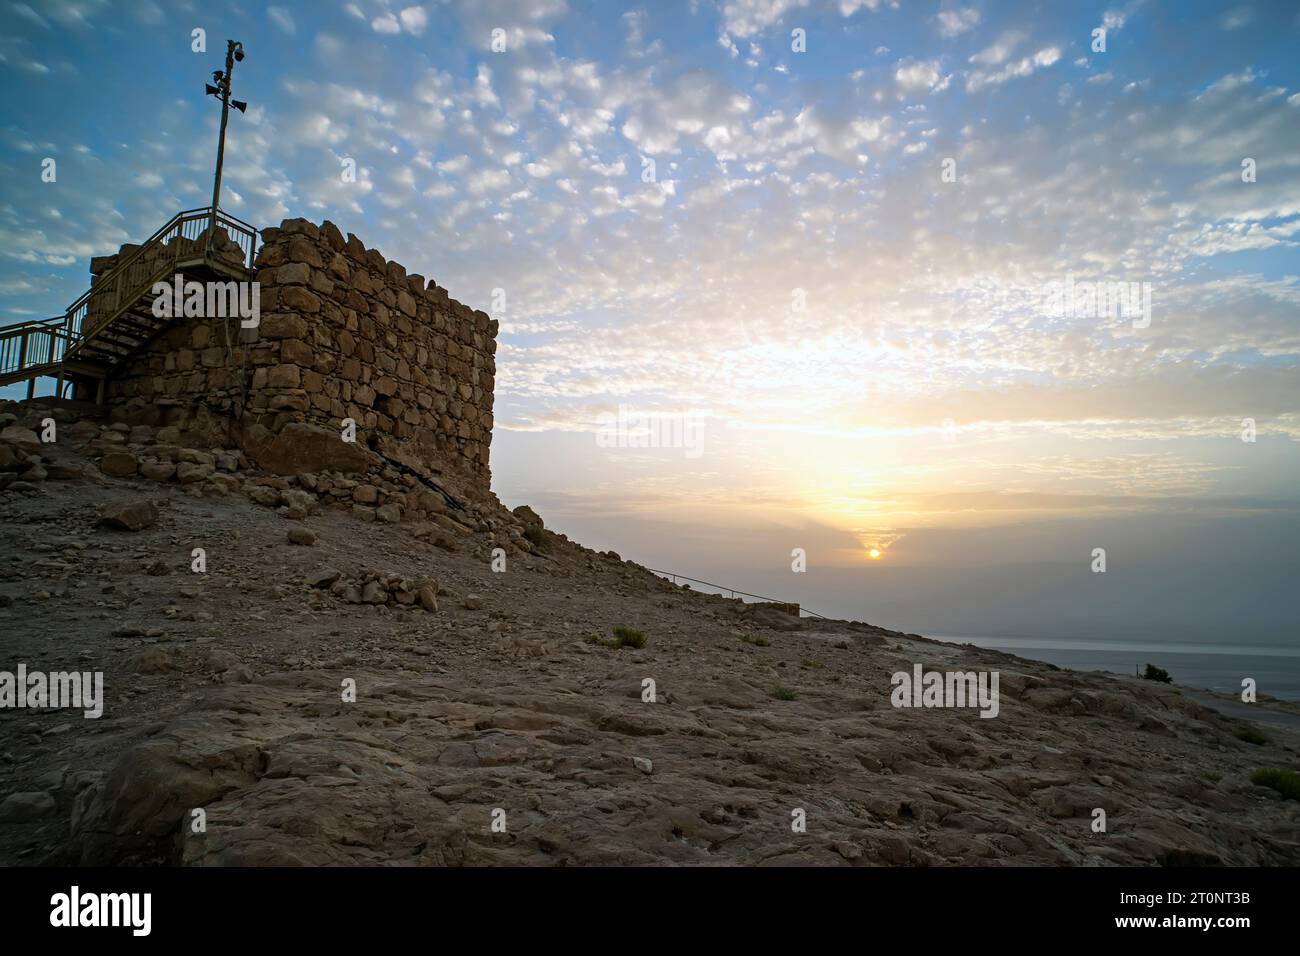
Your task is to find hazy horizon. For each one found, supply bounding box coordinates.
[496,428,1299,646]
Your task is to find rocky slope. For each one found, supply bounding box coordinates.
[1,398,1297,866]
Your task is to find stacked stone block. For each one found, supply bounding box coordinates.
[106,218,498,488]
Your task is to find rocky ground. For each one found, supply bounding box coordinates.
[1,398,1298,866]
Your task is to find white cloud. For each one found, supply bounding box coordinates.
[316,34,344,58]
[619,70,754,155]
[721,0,896,38]
[720,0,811,38]
[895,59,950,96]
[11,4,50,28]
[969,30,1026,67]
[267,6,295,34]
[468,168,512,194]
[473,63,499,107]
[936,6,980,37]
[1101,10,1128,31]
[966,47,1062,93]
[839,0,889,14]
[1197,68,1257,99]
[1219,6,1253,30]
[132,0,162,24]
[39,0,106,28]
[399,5,428,35]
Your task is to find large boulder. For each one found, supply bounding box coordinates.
[512,504,544,529]
[371,433,440,478]
[240,422,378,476]
[0,425,41,455]
[98,451,139,478]
[97,499,159,531]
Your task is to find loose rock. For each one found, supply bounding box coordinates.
[0,792,57,823]
[287,527,318,546]
[97,500,159,531]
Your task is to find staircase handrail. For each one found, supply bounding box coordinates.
[0,206,259,388]
[62,206,260,353]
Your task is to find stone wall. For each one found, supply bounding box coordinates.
[104,218,498,489]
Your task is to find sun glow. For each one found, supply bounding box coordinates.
[868,548,883,559]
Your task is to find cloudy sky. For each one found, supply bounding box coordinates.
[2,0,1298,643]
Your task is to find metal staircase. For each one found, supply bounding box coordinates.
[0,207,259,401]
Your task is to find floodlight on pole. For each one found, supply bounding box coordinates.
[205,39,248,252]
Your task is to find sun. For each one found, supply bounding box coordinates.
[868,548,883,559]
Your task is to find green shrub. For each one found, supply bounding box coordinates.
[738,633,770,647]
[800,658,825,669]
[769,684,797,701]
[595,629,650,650]
[1234,726,1269,746]
[523,524,549,551]
[1142,663,1173,684]
[1250,768,1300,800]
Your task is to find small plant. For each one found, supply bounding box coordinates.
[591,626,647,649]
[800,658,824,669]
[738,633,770,647]
[1250,768,1300,801]
[1234,726,1269,746]
[1141,663,1172,684]
[770,684,797,701]
[612,626,646,648]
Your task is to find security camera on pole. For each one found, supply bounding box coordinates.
[204,39,247,255]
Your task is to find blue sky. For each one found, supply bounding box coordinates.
[2,0,1298,643]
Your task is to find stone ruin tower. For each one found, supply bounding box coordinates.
[0,212,499,499]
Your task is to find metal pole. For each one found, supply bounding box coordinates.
[207,40,238,254]
[55,326,65,399]
[22,332,35,399]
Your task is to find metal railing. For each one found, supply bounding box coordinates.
[647,567,829,618]
[67,206,259,352]
[0,317,67,377]
[0,206,259,387]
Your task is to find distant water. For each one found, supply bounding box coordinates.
[934,636,1300,702]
